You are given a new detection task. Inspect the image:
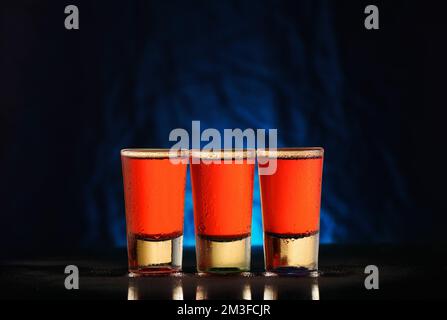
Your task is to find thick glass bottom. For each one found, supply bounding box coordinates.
[264,231,319,276]
[128,234,183,276]
[196,234,251,274]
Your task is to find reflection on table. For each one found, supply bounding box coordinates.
[126,273,320,300]
[263,278,319,300]
[128,276,183,300]
[196,282,252,300]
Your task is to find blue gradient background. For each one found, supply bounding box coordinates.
[84,0,346,247]
[1,0,447,255]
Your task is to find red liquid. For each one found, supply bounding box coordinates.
[259,156,323,235]
[121,157,187,239]
[190,159,254,238]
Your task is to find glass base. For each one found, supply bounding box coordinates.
[128,234,182,276]
[196,234,251,273]
[264,231,319,276]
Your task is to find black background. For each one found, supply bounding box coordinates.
[1,0,446,257]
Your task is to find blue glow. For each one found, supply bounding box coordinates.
[86,0,347,248]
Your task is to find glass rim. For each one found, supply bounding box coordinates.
[190,148,256,160]
[120,148,188,159]
[256,147,324,159]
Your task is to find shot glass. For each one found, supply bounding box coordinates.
[121,149,187,275]
[258,148,324,275]
[190,149,255,274]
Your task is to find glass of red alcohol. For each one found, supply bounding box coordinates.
[121,149,187,276]
[190,149,255,274]
[258,148,324,276]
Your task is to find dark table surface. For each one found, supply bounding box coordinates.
[1,245,446,300]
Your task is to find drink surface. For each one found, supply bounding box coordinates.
[122,156,186,238]
[259,156,323,235]
[191,160,254,238]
